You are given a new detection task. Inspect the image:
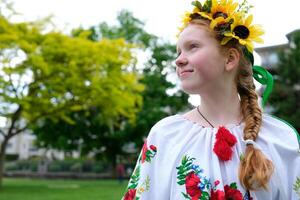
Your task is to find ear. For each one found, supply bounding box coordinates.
[225,48,240,72]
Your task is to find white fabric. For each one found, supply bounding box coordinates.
[124,114,300,200]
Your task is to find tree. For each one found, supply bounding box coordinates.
[0,14,143,187]
[33,10,190,169]
[269,30,300,132]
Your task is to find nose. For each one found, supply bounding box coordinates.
[175,54,188,67]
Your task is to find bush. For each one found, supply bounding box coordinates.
[70,162,82,172]
[48,163,62,172]
[5,154,19,161]
[92,163,103,173]
[5,163,19,171]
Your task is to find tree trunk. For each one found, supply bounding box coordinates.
[111,153,117,178]
[0,138,8,189]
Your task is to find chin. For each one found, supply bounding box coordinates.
[180,82,201,94]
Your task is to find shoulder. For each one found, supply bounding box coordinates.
[151,114,186,132]
[146,114,191,140]
[261,114,300,149]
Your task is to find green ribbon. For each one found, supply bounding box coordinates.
[252,65,274,108]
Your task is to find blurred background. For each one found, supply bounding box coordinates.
[0,0,299,199]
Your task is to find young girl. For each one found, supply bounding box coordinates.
[122,0,300,199]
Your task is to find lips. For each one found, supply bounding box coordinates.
[179,69,194,77]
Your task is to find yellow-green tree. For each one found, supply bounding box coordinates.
[0,15,143,187]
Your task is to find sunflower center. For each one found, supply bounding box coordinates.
[213,12,228,19]
[233,25,250,39]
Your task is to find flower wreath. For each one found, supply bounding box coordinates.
[179,0,264,54]
[178,0,274,107]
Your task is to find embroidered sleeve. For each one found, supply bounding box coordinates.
[122,139,157,200]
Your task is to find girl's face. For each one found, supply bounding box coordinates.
[176,24,227,94]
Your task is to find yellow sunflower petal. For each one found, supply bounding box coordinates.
[250,25,264,36]
[238,39,247,45]
[210,19,219,29]
[210,17,227,29]
[245,15,253,26]
[221,36,234,45]
[193,7,200,13]
[198,11,213,20]
[245,42,254,52]
[252,37,264,43]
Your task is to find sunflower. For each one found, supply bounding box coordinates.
[200,0,238,30]
[178,11,192,33]
[178,8,201,33]
[221,13,264,52]
[210,0,238,20]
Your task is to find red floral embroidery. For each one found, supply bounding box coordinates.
[123,189,136,200]
[213,126,237,161]
[214,180,220,186]
[210,189,225,200]
[185,172,202,200]
[141,140,157,163]
[141,141,148,163]
[224,185,243,200]
[149,145,157,152]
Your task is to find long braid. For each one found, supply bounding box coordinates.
[190,18,274,191]
[237,60,274,191]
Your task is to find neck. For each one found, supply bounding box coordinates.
[198,85,242,127]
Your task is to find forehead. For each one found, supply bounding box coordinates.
[177,24,212,48]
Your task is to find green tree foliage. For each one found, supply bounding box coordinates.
[269,31,300,132]
[33,10,190,169]
[0,13,143,187]
[94,10,190,147]
[74,10,190,147]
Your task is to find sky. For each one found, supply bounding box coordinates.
[10,0,300,47]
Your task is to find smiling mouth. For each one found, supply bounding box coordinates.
[180,69,194,77]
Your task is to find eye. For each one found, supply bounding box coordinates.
[190,43,198,49]
[176,51,181,58]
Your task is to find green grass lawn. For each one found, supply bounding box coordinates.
[0,178,128,200]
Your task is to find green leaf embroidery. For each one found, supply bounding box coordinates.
[200,191,210,200]
[177,179,186,185]
[128,165,140,189]
[145,176,150,191]
[181,192,191,200]
[230,182,237,189]
[176,156,195,185]
[293,177,300,197]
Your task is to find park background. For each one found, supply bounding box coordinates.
[0,0,300,199]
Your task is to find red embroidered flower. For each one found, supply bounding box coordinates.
[224,185,243,200]
[213,139,233,161]
[149,145,157,152]
[214,180,220,186]
[185,172,202,200]
[210,189,225,200]
[141,141,148,163]
[213,127,237,161]
[123,189,136,200]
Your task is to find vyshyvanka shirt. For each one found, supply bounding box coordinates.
[122,114,300,200]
